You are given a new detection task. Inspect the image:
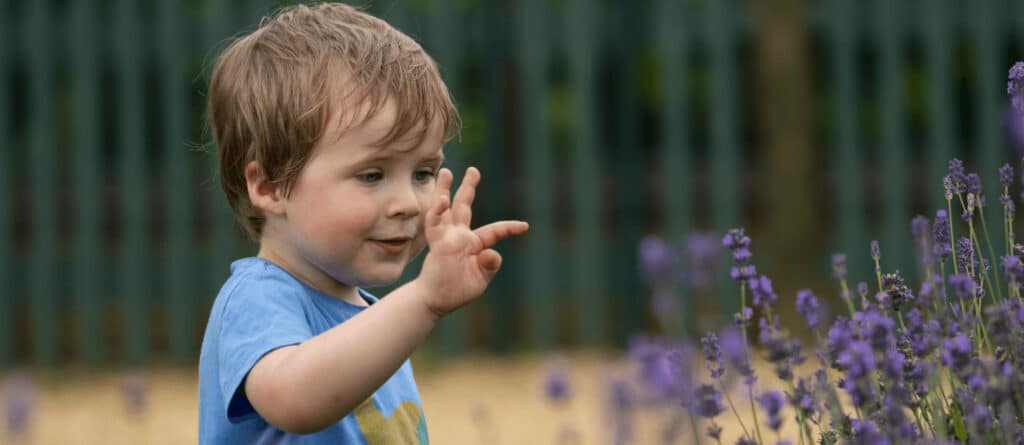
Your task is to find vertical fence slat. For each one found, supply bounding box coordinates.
[428,0,467,356]
[566,0,603,345]
[116,0,149,365]
[480,3,513,353]
[72,0,104,363]
[655,0,692,332]
[27,0,58,365]
[610,2,644,343]
[970,0,1007,278]
[519,0,555,348]
[923,0,956,216]
[707,0,742,319]
[0,1,12,366]
[877,0,911,276]
[828,0,867,286]
[160,0,194,362]
[205,0,238,309]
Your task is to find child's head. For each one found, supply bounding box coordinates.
[208,2,459,241]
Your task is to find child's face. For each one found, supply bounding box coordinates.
[278,99,444,289]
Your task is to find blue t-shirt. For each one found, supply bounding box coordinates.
[198,257,429,444]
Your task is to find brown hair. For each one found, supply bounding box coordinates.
[207,2,459,239]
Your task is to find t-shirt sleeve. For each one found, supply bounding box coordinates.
[217,273,313,422]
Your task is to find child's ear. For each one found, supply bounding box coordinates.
[245,161,287,216]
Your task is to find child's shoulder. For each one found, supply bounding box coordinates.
[216,257,308,308]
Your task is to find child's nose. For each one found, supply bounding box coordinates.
[386,181,421,219]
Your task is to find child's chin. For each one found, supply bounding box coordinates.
[360,270,406,288]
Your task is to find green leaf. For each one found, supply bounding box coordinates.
[951,403,967,441]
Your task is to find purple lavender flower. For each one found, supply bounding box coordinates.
[787,377,816,419]
[734,306,754,326]
[904,309,940,356]
[750,275,777,309]
[880,349,905,381]
[870,240,880,261]
[1004,102,1024,155]
[1002,194,1017,221]
[543,353,571,403]
[758,318,801,380]
[966,173,984,196]
[857,282,869,299]
[955,387,994,436]
[949,159,967,193]
[757,390,785,431]
[120,372,148,418]
[795,289,821,329]
[949,273,978,301]
[735,436,758,445]
[881,396,916,439]
[856,309,896,352]
[911,215,930,240]
[639,235,676,286]
[933,210,952,262]
[693,384,724,418]
[1008,61,1024,112]
[832,253,848,280]
[3,372,36,437]
[985,301,1014,348]
[850,418,890,445]
[730,264,757,282]
[609,378,633,410]
[1004,255,1024,282]
[944,175,955,200]
[1001,163,1014,187]
[878,272,913,312]
[837,340,876,380]
[629,336,694,403]
[722,228,751,249]
[683,231,719,294]
[701,332,725,379]
[906,357,932,397]
[826,317,855,367]
[732,246,752,263]
[941,333,973,373]
[955,237,978,275]
[720,327,756,384]
[911,215,934,270]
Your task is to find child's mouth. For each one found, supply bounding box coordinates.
[370,238,409,254]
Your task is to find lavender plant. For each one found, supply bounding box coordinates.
[622,63,1024,445]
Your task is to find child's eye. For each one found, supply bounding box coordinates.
[414,169,436,182]
[357,172,383,183]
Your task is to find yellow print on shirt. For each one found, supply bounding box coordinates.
[353,397,428,444]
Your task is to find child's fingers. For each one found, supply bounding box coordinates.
[427,169,453,228]
[450,167,480,226]
[476,249,503,279]
[426,193,449,230]
[473,220,529,249]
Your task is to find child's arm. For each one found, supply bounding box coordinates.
[243,167,528,434]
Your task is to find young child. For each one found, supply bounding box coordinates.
[197,3,529,443]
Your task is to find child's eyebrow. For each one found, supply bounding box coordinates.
[352,152,445,165]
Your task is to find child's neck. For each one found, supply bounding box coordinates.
[256,244,367,307]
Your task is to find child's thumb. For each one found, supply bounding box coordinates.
[477,249,503,277]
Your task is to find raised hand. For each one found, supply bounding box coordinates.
[416,167,529,317]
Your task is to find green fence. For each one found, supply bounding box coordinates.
[1,0,1020,366]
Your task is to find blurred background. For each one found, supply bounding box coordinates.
[3,0,1024,443]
